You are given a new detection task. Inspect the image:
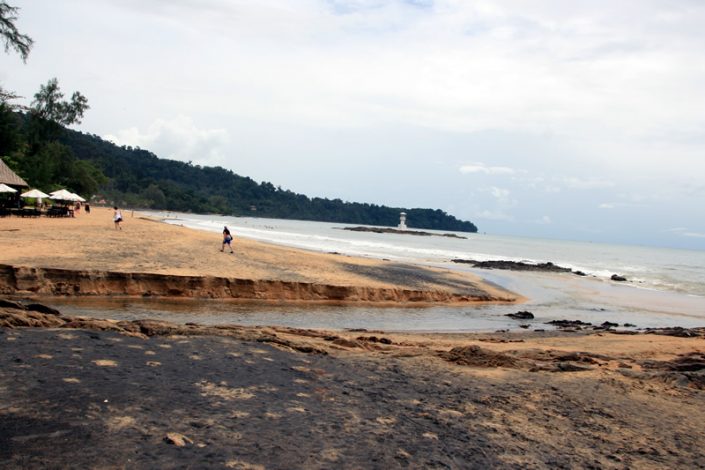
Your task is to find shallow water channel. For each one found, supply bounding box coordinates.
[41,270,705,332]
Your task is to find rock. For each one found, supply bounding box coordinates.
[344,226,467,239]
[0,299,26,310]
[644,327,705,338]
[439,345,519,368]
[611,274,627,282]
[164,432,193,447]
[356,336,393,345]
[623,323,637,328]
[574,271,587,276]
[506,311,534,320]
[600,321,619,329]
[451,259,572,273]
[555,362,593,372]
[331,338,363,349]
[547,320,592,328]
[25,303,61,316]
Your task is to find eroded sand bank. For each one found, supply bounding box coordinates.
[0,208,517,304]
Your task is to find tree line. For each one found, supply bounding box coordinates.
[0,2,477,232]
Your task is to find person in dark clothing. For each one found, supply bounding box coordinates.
[221,226,234,253]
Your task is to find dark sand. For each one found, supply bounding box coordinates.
[2,306,705,469]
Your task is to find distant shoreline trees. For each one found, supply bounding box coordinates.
[0,1,477,232]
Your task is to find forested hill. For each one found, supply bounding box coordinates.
[59,128,478,232]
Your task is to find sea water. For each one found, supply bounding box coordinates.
[51,211,705,332]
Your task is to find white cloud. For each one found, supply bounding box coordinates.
[475,210,514,221]
[104,115,230,167]
[459,163,516,175]
[5,0,705,248]
[560,177,615,190]
[666,227,705,239]
[684,232,705,239]
[533,215,552,225]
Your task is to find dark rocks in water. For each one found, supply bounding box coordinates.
[506,311,535,320]
[600,321,619,329]
[547,320,593,328]
[452,259,572,273]
[0,299,61,315]
[0,299,26,310]
[343,226,467,239]
[25,303,61,316]
[451,259,593,279]
[611,274,628,282]
[519,324,530,329]
[623,323,637,328]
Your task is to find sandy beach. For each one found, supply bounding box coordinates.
[1,209,704,468]
[0,207,517,303]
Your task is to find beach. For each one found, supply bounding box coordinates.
[1,209,704,468]
[0,208,517,304]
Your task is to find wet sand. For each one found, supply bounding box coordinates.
[1,305,704,468]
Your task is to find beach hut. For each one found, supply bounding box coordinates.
[0,159,28,214]
[0,157,28,189]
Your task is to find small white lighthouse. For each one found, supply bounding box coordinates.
[398,212,407,230]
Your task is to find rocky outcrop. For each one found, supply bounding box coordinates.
[342,226,467,239]
[0,264,505,304]
[452,259,574,273]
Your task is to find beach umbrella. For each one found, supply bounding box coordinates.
[0,183,17,193]
[70,192,86,202]
[50,189,80,201]
[21,189,50,199]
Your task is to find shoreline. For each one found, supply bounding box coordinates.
[0,263,517,305]
[0,207,520,305]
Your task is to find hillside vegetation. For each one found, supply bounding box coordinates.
[2,107,477,232]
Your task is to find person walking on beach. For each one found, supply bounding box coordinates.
[221,226,234,253]
[113,206,123,230]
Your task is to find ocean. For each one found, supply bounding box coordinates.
[53,211,705,332]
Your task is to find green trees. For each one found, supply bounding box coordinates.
[3,79,105,196]
[0,2,104,198]
[0,1,33,62]
[55,127,478,232]
[31,78,89,127]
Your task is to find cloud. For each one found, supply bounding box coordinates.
[104,115,230,167]
[459,163,516,175]
[560,177,615,190]
[666,227,705,239]
[533,215,552,225]
[489,186,510,200]
[667,227,705,238]
[475,210,514,221]
[684,232,705,239]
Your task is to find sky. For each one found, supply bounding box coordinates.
[1,0,705,250]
